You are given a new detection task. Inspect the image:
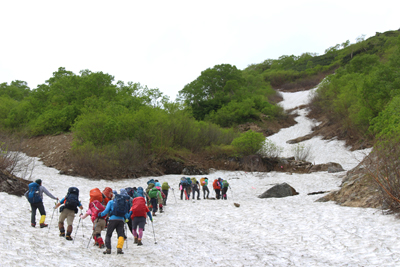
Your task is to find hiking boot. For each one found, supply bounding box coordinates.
[134,237,138,244]
[103,248,111,255]
[117,248,124,254]
[160,210,164,213]
[66,235,73,241]
[94,242,99,246]
[197,198,200,200]
[152,212,157,216]
[59,232,65,237]
[137,240,143,246]
[40,223,48,228]
[31,223,36,227]
[99,244,105,249]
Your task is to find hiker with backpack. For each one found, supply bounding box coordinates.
[98,192,131,255]
[213,178,222,199]
[221,179,230,200]
[102,187,114,206]
[54,187,83,241]
[148,186,162,216]
[179,177,190,200]
[161,182,170,205]
[191,177,200,200]
[80,200,107,248]
[24,179,58,228]
[200,177,210,199]
[128,196,153,246]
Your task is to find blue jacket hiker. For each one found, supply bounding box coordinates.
[24,179,58,228]
[54,187,83,241]
[99,193,130,255]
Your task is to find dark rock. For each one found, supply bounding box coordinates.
[182,166,208,175]
[258,182,299,198]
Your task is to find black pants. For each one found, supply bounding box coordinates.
[215,189,221,199]
[202,186,209,199]
[192,188,200,199]
[105,220,125,249]
[30,202,46,225]
[162,190,168,205]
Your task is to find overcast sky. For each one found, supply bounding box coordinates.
[1,1,399,100]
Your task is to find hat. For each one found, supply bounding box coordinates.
[35,179,42,185]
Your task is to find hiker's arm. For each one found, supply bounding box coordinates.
[42,186,58,200]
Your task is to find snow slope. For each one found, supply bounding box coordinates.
[1,88,399,267]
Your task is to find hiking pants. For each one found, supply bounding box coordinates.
[202,186,209,199]
[162,190,168,205]
[93,218,106,236]
[192,188,200,199]
[215,189,221,199]
[222,187,228,200]
[150,198,158,213]
[105,219,125,249]
[30,202,46,225]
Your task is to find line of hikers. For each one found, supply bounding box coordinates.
[179,177,230,200]
[25,177,231,255]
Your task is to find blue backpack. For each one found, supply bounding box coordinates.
[186,177,192,185]
[181,177,188,186]
[147,179,155,185]
[28,182,42,204]
[111,194,130,217]
[64,187,80,213]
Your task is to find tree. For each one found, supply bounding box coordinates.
[178,64,245,120]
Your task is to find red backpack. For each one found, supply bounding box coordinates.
[130,197,149,219]
[89,200,106,222]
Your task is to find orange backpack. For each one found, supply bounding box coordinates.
[102,187,113,205]
[89,188,103,204]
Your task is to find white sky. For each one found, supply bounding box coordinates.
[1,0,399,100]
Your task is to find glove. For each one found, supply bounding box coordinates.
[79,214,83,219]
[125,219,129,223]
[151,218,153,222]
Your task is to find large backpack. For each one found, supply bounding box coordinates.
[186,177,192,185]
[27,182,42,204]
[89,188,103,204]
[135,187,145,198]
[64,187,80,213]
[131,197,148,218]
[161,182,169,191]
[147,179,155,185]
[89,200,106,222]
[200,177,206,186]
[222,180,229,188]
[148,188,159,199]
[180,177,188,186]
[125,187,135,198]
[111,194,130,217]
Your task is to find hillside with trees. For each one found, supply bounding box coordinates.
[1,29,400,211]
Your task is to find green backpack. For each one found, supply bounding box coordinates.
[161,182,169,190]
[148,188,159,199]
[222,180,229,188]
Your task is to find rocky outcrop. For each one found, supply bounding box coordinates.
[316,152,382,208]
[259,182,299,198]
[310,162,344,173]
[0,170,30,197]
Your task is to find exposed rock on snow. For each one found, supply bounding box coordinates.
[258,182,299,198]
[309,162,344,173]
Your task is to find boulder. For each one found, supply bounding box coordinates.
[258,182,299,199]
[309,162,344,173]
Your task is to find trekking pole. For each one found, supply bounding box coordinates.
[229,186,234,201]
[87,220,98,248]
[172,188,177,203]
[151,221,157,244]
[73,214,82,244]
[124,222,128,249]
[48,202,57,233]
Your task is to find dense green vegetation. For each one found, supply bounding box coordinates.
[178,64,284,127]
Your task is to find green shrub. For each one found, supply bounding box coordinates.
[231,130,265,156]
